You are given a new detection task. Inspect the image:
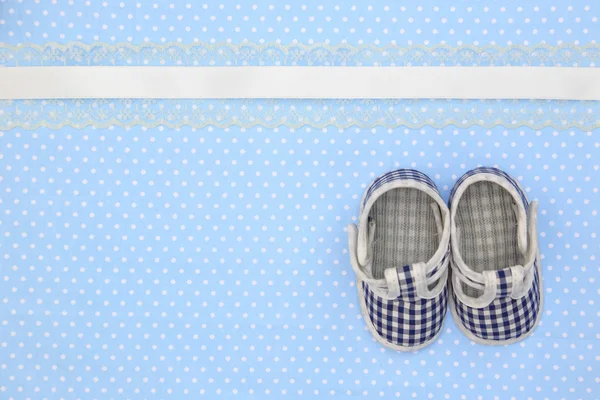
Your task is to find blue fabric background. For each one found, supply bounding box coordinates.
[0,1,599,399]
[1,0,598,46]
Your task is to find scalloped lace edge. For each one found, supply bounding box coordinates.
[1,99,598,131]
[2,41,600,67]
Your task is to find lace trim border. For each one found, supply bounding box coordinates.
[1,41,600,67]
[1,99,597,131]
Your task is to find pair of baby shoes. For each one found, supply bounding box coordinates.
[348,167,542,350]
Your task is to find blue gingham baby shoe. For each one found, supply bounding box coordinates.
[449,167,543,345]
[347,169,451,351]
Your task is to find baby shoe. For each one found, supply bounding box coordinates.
[449,167,543,344]
[347,169,451,351]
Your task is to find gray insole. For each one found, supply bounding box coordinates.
[454,181,523,297]
[368,188,440,280]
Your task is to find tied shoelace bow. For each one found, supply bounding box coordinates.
[347,221,448,300]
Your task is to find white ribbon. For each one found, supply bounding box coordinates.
[1,66,600,100]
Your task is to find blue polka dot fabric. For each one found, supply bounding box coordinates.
[1,0,598,46]
[0,1,599,399]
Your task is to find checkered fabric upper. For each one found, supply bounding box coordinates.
[450,167,541,342]
[449,166,528,208]
[390,250,449,301]
[362,169,439,208]
[451,264,541,341]
[358,169,449,348]
[395,264,418,300]
[494,268,514,299]
[363,279,448,347]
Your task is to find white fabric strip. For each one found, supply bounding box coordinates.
[1,66,599,100]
